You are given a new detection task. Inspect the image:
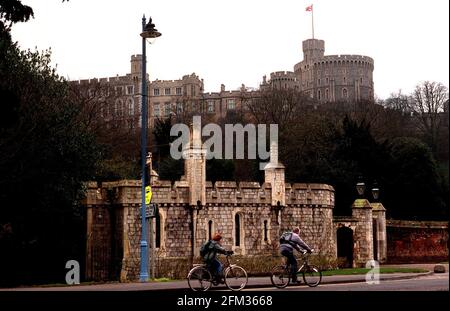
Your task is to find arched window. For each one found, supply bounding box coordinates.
[343,88,348,99]
[263,220,268,242]
[235,214,241,247]
[318,90,322,100]
[326,89,329,100]
[208,220,213,241]
[115,99,125,117]
[127,98,134,116]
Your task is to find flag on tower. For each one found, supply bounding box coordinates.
[306,4,313,12]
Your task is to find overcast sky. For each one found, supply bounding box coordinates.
[11,0,450,99]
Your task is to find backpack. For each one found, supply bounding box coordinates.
[279,232,294,245]
[200,241,214,261]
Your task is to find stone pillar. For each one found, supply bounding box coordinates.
[264,141,286,207]
[352,199,374,267]
[183,117,206,261]
[82,182,102,281]
[183,117,207,207]
[371,203,387,263]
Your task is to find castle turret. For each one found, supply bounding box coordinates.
[183,116,206,207]
[302,39,325,63]
[131,54,143,80]
[264,141,286,207]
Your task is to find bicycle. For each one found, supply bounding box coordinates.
[187,254,248,291]
[270,250,322,288]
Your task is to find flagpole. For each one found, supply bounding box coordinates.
[312,4,315,39]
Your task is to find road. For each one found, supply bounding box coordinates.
[243,273,449,291]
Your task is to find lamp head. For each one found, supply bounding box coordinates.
[141,17,162,39]
[356,176,366,197]
[372,181,380,201]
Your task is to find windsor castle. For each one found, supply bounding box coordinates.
[79,38,381,282]
[73,38,374,130]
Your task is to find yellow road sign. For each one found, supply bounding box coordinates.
[145,186,152,205]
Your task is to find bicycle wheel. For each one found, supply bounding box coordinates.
[302,265,322,287]
[187,266,213,291]
[224,265,248,291]
[270,265,290,289]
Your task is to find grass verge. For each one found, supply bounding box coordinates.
[321,267,428,276]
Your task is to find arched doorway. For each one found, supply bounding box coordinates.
[337,226,354,268]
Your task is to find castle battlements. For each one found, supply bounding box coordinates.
[74,74,138,85]
[84,180,334,207]
[320,54,374,65]
[270,71,298,79]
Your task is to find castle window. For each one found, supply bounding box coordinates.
[208,101,215,113]
[326,89,329,100]
[318,90,322,100]
[127,85,134,95]
[343,88,348,99]
[227,99,236,110]
[235,214,241,247]
[127,98,134,116]
[344,77,347,84]
[164,102,171,116]
[208,220,213,241]
[165,88,171,96]
[176,87,182,95]
[263,220,268,242]
[153,88,160,96]
[115,86,123,96]
[115,99,124,117]
[318,79,321,86]
[154,103,160,117]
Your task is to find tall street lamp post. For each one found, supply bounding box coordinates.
[140,14,161,282]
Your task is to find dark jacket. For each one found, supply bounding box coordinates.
[203,240,228,262]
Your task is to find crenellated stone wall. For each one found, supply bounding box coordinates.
[84,179,342,281]
[83,140,385,281]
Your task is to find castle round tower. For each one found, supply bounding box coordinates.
[294,39,374,103]
[261,71,300,90]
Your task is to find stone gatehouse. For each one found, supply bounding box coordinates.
[83,126,387,282]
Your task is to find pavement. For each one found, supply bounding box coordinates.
[3,263,447,292]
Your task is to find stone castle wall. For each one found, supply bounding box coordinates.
[83,134,383,281]
[84,180,339,281]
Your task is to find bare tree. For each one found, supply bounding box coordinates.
[384,90,411,112]
[409,81,449,155]
[246,88,311,132]
[69,80,141,179]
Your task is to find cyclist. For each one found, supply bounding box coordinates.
[279,227,312,284]
[201,233,234,283]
